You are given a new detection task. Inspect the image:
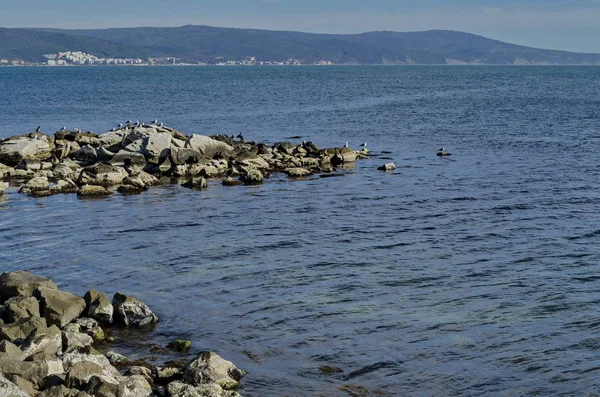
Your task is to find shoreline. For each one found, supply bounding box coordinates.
[0,270,245,396]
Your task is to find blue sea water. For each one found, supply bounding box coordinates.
[1,65,600,396]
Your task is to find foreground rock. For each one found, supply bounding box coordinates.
[0,271,245,396]
[1,125,368,198]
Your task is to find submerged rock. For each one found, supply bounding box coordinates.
[377,162,396,171]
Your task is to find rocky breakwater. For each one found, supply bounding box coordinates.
[0,125,368,197]
[0,271,245,397]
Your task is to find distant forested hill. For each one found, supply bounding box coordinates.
[3,25,600,65]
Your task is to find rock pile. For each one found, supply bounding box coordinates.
[0,125,368,197]
[0,271,245,397]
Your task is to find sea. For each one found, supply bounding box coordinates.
[1,65,600,396]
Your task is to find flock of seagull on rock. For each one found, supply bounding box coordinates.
[30,122,447,155]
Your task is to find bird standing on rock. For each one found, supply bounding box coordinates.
[438,146,445,152]
[344,142,349,148]
[60,126,66,131]
[152,118,158,124]
[35,126,40,132]
[360,142,367,148]
[118,123,123,128]
[237,133,245,141]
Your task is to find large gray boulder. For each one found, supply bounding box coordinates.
[185,135,233,159]
[0,134,55,165]
[77,185,111,197]
[18,176,50,195]
[0,373,30,397]
[171,147,202,165]
[112,293,158,327]
[70,145,98,165]
[65,361,104,389]
[0,316,48,342]
[239,168,263,185]
[142,132,172,164]
[20,324,62,360]
[62,352,120,378]
[0,271,58,302]
[4,295,40,322]
[77,163,128,187]
[37,385,89,397]
[83,290,113,324]
[182,352,245,390]
[62,331,93,354]
[0,359,64,389]
[117,374,152,397]
[50,179,79,194]
[35,287,86,328]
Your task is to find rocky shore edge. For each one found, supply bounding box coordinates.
[0,124,369,197]
[0,271,245,397]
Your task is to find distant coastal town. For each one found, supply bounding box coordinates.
[0,51,334,66]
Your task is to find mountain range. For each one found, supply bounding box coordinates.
[1,25,600,65]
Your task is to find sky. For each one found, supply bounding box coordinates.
[2,0,600,53]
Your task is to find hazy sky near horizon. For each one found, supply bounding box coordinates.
[2,0,600,52]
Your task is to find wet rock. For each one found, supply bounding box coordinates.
[436,150,452,156]
[73,318,106,341]
[0,316,48,342]
[2,168,35,180]
[0,181,8,195]
[185,134,234,159]
[77,185,111,197]
[0,373,30,397]
[83,290,113,324]
[286,167,311,178]
[105,351,129,367]
[155,366,181,381]
[167,339,192,353]
[35,287,86,328]
[65,361,104,389]
[0,134,55,165]
[4,295,40,322]
[377,162,396,171]
[62,331,93,354]
[239,168,263,185]
[50,179,78,194]
[183,352,245,390]
[331,148,358,165]
[112,293,159,327]
[166,381,242,397]
[182,177,207,189]
[0,339,23,360]
[221,177,242,186]
[117,184,147,195]
[20,324,62,360]
[17,176,50,195]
